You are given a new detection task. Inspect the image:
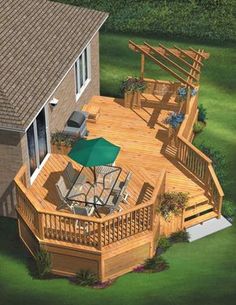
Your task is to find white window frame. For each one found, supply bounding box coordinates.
[75,44,91,101]
[27,105,50,184]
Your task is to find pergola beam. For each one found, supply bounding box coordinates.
[129,40,195,89]
[189,47,209,59]
[144,42,198,82]
[159,43,201,74]
[174,45,203,67]
[187,49,204,84]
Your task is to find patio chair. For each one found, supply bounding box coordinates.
[63,162,77,187]
[55,176,76,210]
[72,204,95,217]
[63,162,86,188]
[71,204,95,233]
[113,171,132,203]
[95,165,119,190]
[106,194,123,214]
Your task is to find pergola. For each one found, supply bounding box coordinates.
[128,40,209,90]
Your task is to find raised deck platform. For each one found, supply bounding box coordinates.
[15,94,223,281]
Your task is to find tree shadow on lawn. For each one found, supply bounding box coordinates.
[0,216,27,260]
[0,216,39,278]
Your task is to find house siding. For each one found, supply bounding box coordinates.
[49,32,100,132]
[0,32,101,218]
[0,131,26,217]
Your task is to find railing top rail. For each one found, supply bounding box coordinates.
[175,93,223,199]
[178,135,212,164]
[143,78,180,85]
[208,164,224,196]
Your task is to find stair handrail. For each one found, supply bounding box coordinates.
[175,94,224,217]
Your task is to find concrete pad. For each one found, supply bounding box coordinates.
[187,216,232,242]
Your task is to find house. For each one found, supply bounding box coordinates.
[0,0,108,217]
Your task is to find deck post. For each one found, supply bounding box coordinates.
[97,222,102,250]
[185,86,191,114]
[140,54,145,79]
[217,197,223,219]
[38,213,44,240]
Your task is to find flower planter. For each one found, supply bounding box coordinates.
[124,91,141,108]
[51,143,72,155]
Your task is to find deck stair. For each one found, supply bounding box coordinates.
[184,193,217,228]
[164,144,177,158]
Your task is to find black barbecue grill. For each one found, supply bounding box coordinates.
[64,111,88,138]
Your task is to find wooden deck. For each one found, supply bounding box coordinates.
[87,96,204,196]
[29,95,204,216]
[15,92,223,281]
[29,153,156,215]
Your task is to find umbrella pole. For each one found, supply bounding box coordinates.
[93,166,97,184]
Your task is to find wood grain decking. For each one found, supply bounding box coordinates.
[29,95,204,217]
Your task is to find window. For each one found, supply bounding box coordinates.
[75,45,91,98]
[27,108,49,178]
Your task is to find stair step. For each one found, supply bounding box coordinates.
[165,145,177,157]
[184,203,213,218]
[184,211,218,228]
[187,194,209,207]
[189,189,205,197]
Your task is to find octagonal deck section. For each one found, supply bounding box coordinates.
[16,95,219,281]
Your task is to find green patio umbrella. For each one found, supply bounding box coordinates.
[68,137,120,182]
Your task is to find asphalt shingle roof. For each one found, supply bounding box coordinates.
[0,0,108,130]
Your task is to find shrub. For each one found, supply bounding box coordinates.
[75,270,98,286]
[157,236,172,254]
[158,236,171,250]
[144,256,169,272]
[158,192,189,220]
[222,200,236,220]
[35,248,51,279]
[133,265,145,273]
[193,121,205,134]
[197,144,226,183]
[198,104,208,123]
[93,279,114,289]
[165,112,185,129]
[170,230,189,243]
[54,0,236,42]
[120,77,146,94]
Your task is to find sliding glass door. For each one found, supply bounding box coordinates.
[27,108,49,177]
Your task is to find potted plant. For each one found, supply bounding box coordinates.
[165,111,185,138]
[157,191,189,221]
[51,132,76,154]
[176,86,198,103]
[121,77,146,108]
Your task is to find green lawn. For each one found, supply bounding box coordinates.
[100,32,236,202]
[1,33,236,305]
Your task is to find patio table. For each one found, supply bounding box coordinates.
[66,165,122,217]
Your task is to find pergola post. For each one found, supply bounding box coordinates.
[140,54,145,79]
[185,86,191,114]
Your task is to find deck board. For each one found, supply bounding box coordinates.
[29,96,204,217]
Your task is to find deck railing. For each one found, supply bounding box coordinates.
[143,78,180,97]
[175,95,224,216]
[15,166,166,250]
